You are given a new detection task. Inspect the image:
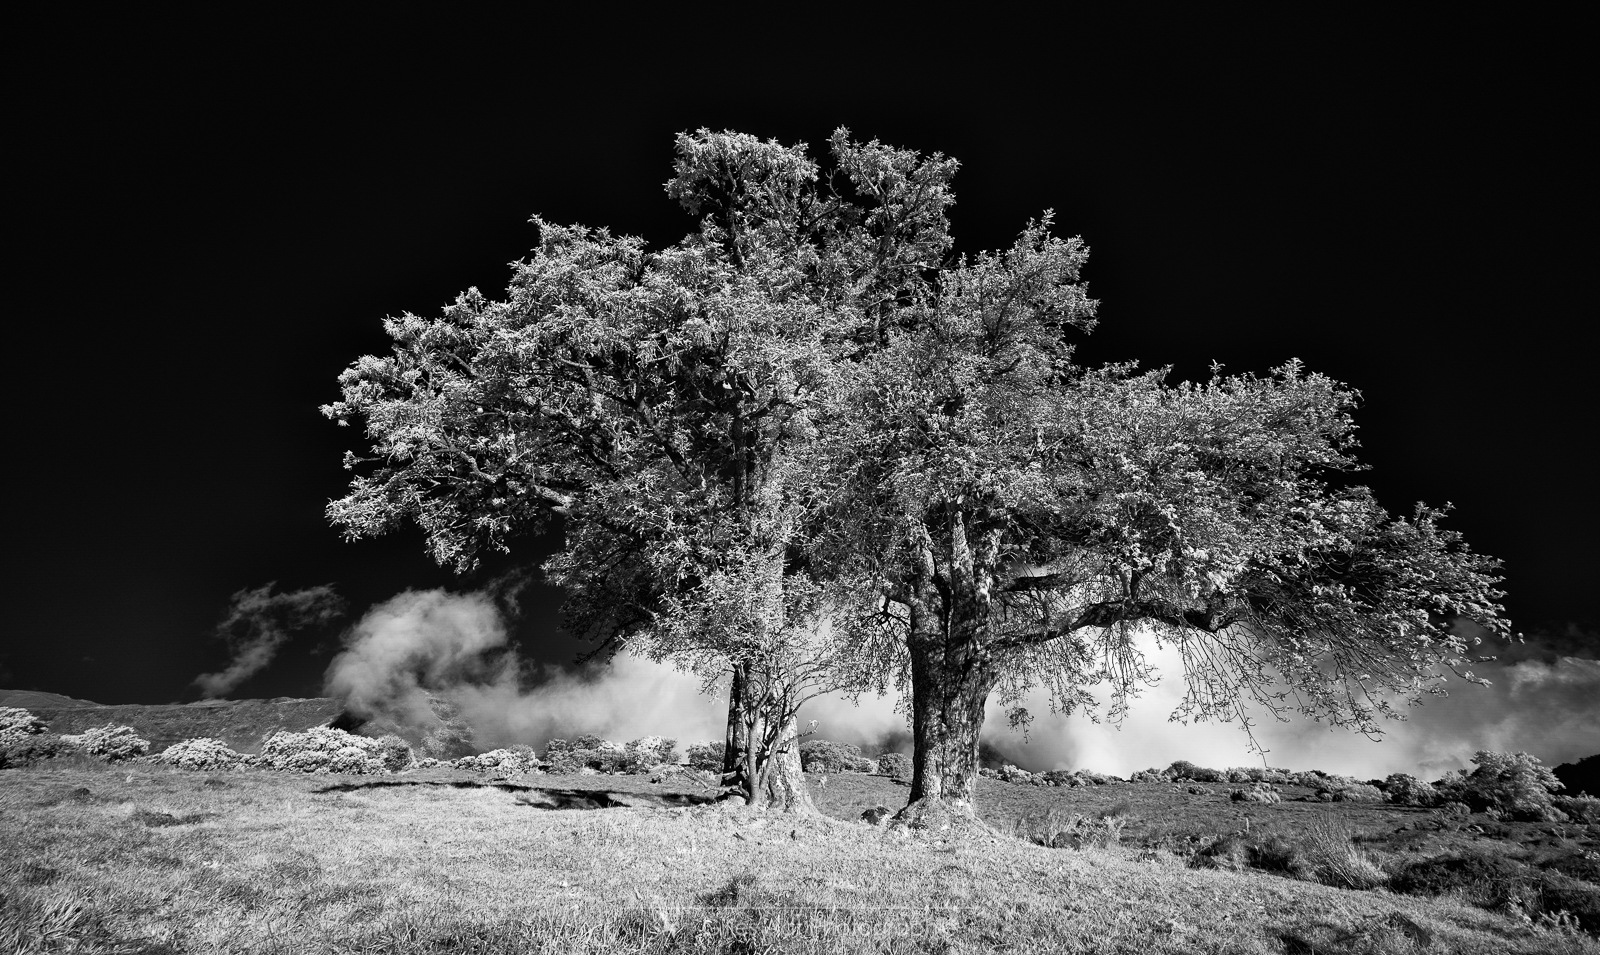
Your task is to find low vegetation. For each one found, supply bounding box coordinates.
[6,759,1597,954]
[3,705,1597,952]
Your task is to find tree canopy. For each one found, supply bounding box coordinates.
[324,128,960,809]
[326,126,1511,818]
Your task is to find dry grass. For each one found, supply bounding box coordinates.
[3,763,1593,954]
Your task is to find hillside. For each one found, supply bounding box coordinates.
[0,691,344,754]
[0,690,101,709]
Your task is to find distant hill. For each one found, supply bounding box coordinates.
[1,690,344,754]
[1554,754,1600,797]
[0,689,102,709]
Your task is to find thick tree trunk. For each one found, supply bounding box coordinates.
[720,661,816,813]
[905,631,999,814]
[752,712,815,813]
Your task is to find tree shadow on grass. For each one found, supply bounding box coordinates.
[314,779,540,795]
[310,778,717,810]
[514,788,716,810]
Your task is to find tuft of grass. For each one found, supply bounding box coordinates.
[1295,814,1389,890]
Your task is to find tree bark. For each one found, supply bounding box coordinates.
[721,661,816,813]
[722,661,750,787]
[752,712,815,813]
[905,626,999,814]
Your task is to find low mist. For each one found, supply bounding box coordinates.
[324,589,724,752]
[324,590,1600,778]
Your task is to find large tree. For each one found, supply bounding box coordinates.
[323,128,956,810]
[817,216,1512,823]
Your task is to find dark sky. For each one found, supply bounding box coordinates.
[6,12,1591,708]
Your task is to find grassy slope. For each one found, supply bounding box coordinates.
[3,763,1593,954]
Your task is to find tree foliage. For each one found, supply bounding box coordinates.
[324,128,960,809]
[326,126,1512,816]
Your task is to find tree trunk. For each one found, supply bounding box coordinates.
[720,661,816,813]
[752,711,815,813]
[903,619,1000,817]
[722,661,750,788]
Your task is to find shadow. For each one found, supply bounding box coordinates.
[513,787,718,811]
[310,777,719,810]
[313,779,539,795]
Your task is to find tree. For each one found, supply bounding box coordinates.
[324,128,956,810]
[816,217,1512,822]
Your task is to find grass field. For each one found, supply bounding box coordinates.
[3,760,1595,954]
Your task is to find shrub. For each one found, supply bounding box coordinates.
[153,738,242,771]
[454,748,541,774]
[1312,779,1384,802]
[257,727,387,774]
[1192,834,1309,876]
[545,752,581,774]
[1432,769,1469,802]
[1230,784,1282,804]
[1464,751,1566,821]
[1553,794,1600,824]
[374,735,415,773]
[573,734,606,750]
[684,741,725,773]
[0,708,63,768]
[1043,813,1129,849]
[61,724,149,762]
[1381,773,1440,807]
[1331,782,1384,803]
[0,732,69,769]
[876,752,911,780]
[998,764,1035,783]
[799,739,872,774]
[1193,816,1384,889]
[626,736,676,769]
[1167,760,1222,782]
[1392,848,1600,932]
[0,707,48,737]
[543,738,571,758]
